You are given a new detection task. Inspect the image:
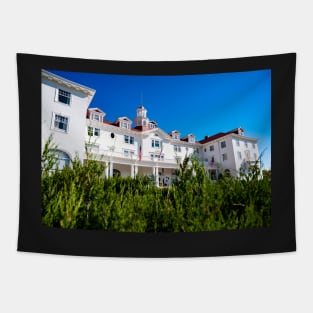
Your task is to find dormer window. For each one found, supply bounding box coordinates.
[117,117,132,129]
[91,112,102,122]
[149,122,157,129]
[88,109,106,123]
[121,121,130,129]
[171,130,180,141]
[188,134,195,143]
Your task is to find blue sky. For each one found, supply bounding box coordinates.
[50,69,271,169]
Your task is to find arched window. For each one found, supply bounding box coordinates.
[224,169,231,177]
[113,169,121,177]
[49,149,70,170]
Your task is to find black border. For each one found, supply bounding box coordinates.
[17,53,296,257]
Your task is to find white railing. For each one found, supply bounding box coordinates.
[88,148,180,164]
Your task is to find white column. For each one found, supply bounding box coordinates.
[131,164,134,178]
[155,167,159,187]
[109,162,114,177]
[105,162,109,177]
[134,165,138,176]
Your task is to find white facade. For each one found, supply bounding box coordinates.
[41,70,96,161]
[201,132,259,178]
[42,70,260,184]
[85,107,199,186]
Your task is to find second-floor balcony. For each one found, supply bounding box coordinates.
[85,145,183,167]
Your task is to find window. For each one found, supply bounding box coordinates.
[113,169,121,177]
[237,151,242,159]
[150,153,163,160]
[252,143,256,149]
[151,139,160,148]
[222,153,227,161]
[204,148,207,152]
[124,150,135,158]
[124,135,134,144]
[94,128,100,136]
[150,123,156,129]
[91,113,102,122]
[88,127,100,136]
[236,139,240,147]
[221,141,226,148]
[173,133,179,140]
[49,149,70,170]
[58,89,71,105]
[245,150,250,159]
[174,145,181,152]
[53,114,68,132]
[254,153,257,160]
[150,153,164,161]
[245,141,248,148]
[210,145,214,151]
[121,121,130,129]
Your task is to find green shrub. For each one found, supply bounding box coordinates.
[41,144,271,232]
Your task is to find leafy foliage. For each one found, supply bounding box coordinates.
[41,147,271,232]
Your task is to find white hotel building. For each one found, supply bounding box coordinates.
[42,70,259,186]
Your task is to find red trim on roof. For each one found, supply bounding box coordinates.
[88,108,105,114]
[131,128,142,132]
[102,120,113,125]
[199,128,244,144]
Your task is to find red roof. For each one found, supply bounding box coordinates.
[87,108,246,142]
[133,126,143,131]
[199,128,244,144]
[102,120,113,125]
